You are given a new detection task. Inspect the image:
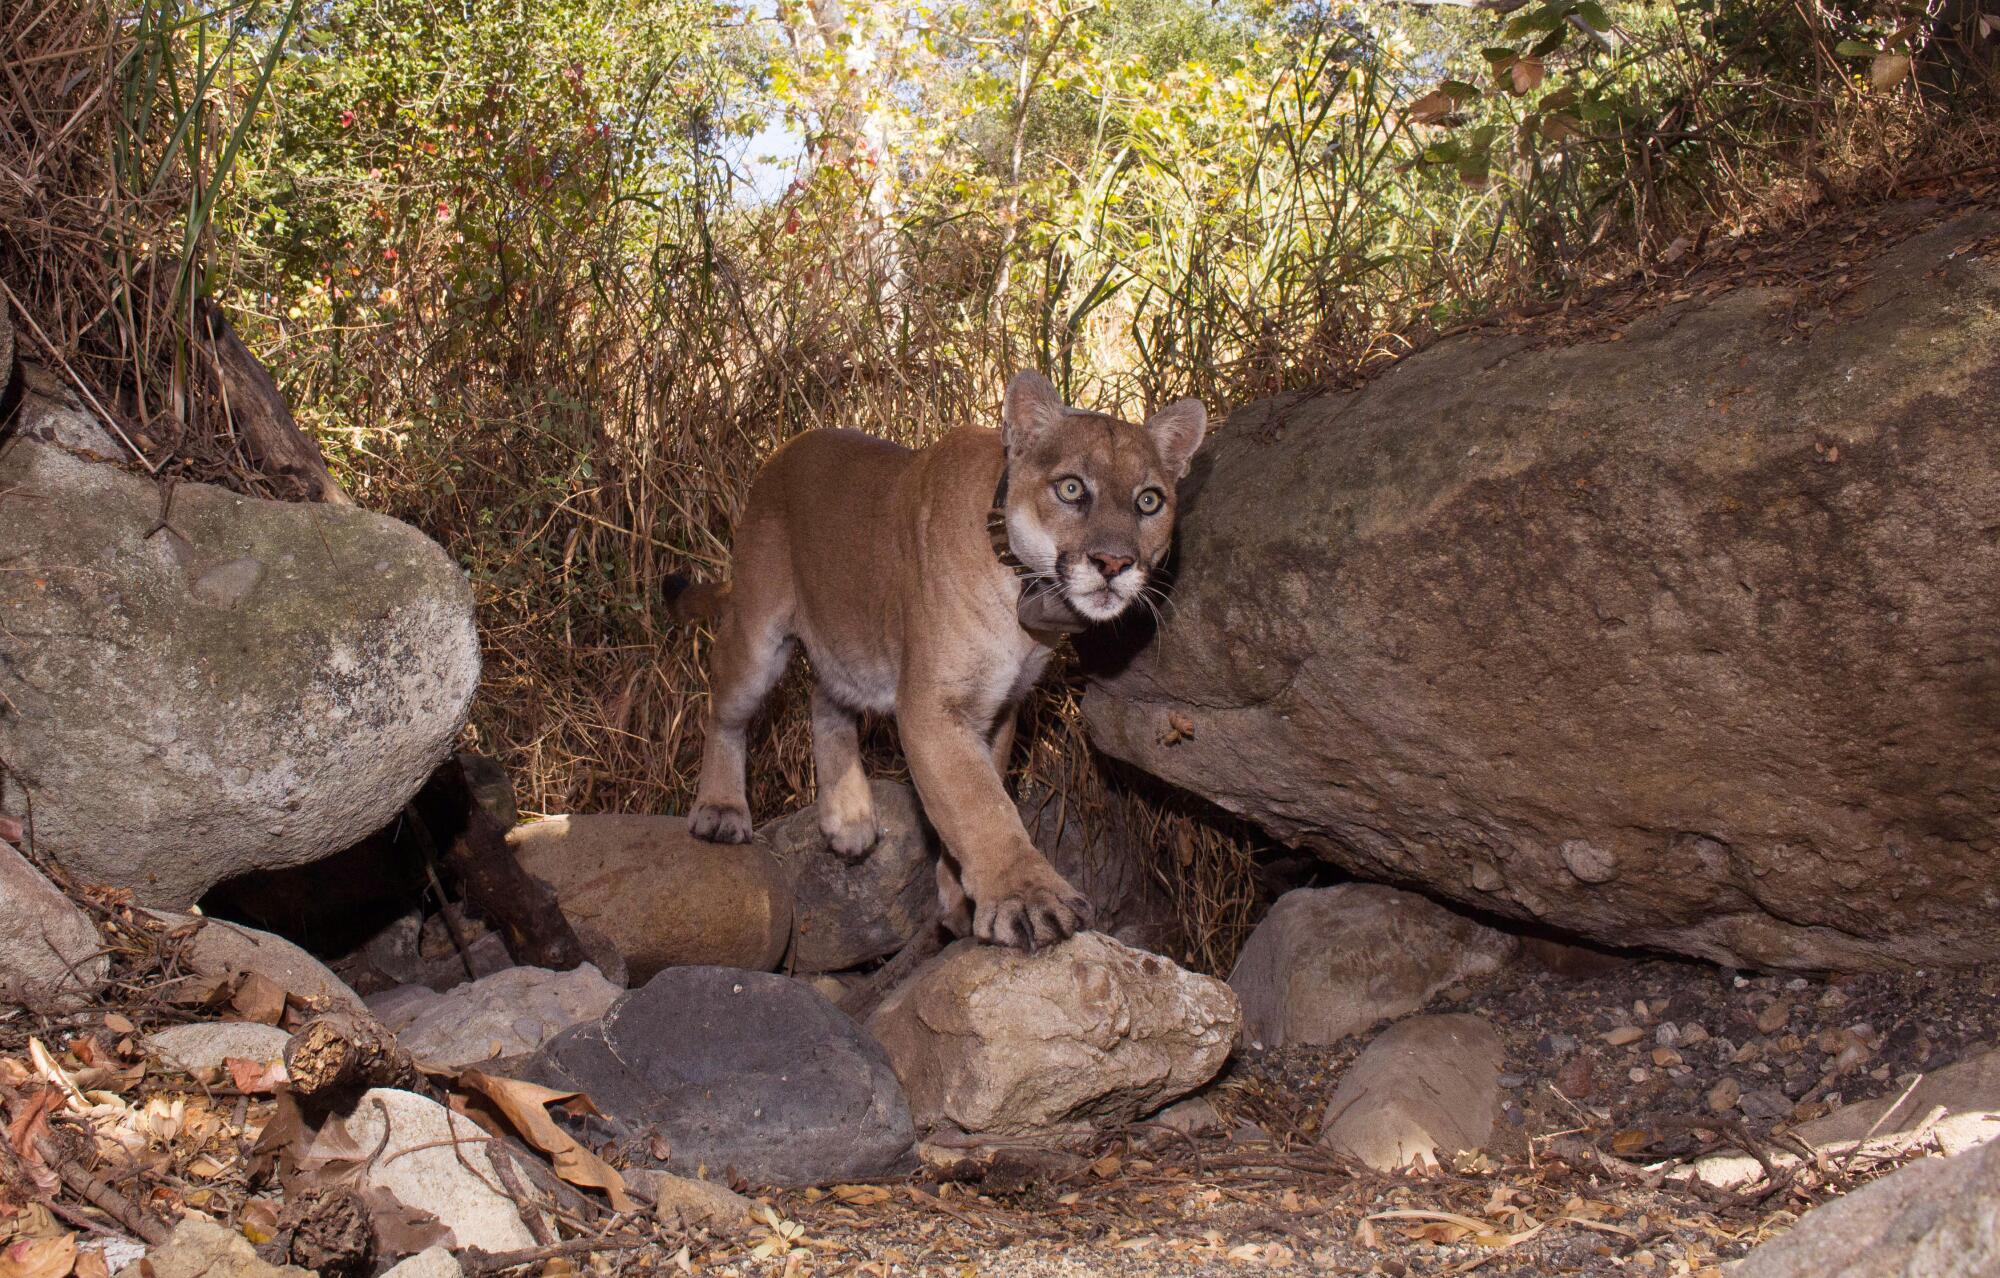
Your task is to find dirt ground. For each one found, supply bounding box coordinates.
[718,952,2000,1278]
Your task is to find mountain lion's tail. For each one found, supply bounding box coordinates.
[663,572,725,624]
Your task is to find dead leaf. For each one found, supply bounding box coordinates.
[225,1057,288,1094]
[358,1187,453,1257]
[229,972,287,1026]
[0,1234,75,1278]
[454,1071,634,1212]
[1869,52,1911,89]
[72,1251,109,1278]
[1407,89,1456,123]
[1507,55,1546,95]
[1159,712,1195,747]
[239,1200,280,1246]
[0,815,21,845]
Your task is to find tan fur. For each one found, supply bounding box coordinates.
[676,371,1206,948]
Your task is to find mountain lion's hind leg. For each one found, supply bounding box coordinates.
[811,686,878,860]
[690,595,792,844]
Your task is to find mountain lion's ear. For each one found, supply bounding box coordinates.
[1145,398,1208,478]
[1002,370,1066,453]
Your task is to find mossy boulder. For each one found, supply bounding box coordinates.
[0,437,478,906]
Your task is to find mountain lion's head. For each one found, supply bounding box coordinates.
[998,370,1208,627]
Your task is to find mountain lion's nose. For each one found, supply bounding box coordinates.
[1089,551,1134,580]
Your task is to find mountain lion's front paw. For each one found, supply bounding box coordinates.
[690,802,753,844]
[971,860,1093,950]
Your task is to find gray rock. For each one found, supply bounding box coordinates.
[358,911,513,993]
[145,1022,291,1073]
[1732,1137,2000,1277]
[866,933,1240,1137]
[1318,1014,1505,1171]
[509,815,791,982]
[381,1248,461,1278]
[1227,884,1516,1048]
[371,964,620,1068]
[10,367,124,457]
[0,842,106,1007]
[149,911,364,1012]
[1017,777,1177,952]
[0,439,478,908]
[1151,1095,1223,1136]
[525,967,914,1187]
[1694,1046,2000,1189]
[760,780,935,973]
[113,1215,309,1278]
[305,1088,535,1254]
[1081,207,2000,972]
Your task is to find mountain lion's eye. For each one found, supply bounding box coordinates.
[1054,477,1086,503]
[1135,489,1164,515]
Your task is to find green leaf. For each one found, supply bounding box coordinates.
[1833,40,1878,56]
[1575,1,1612,30]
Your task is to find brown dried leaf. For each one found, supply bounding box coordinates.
[1407,89,1456,123]
[225,1057,288,1094]
[0,1234,75,1278]
[454,1070,634,1212]
[0,815,21,845]
[229,973,287,1026]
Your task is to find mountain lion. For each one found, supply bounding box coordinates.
[668,370,1207,948]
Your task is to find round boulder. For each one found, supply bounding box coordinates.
[0,440,478,907]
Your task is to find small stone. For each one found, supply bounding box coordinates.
[1707,1077,1742,1112]
[1655,1022,1681,1047]
[1226,884,1516,1048]
[1497,1073,1528,1089]
[1318,1015,1504,1172]
[1152,1096,1223,1136]
[1739,1086,1793,1121]
[1603,1025,1644,1047]
[1681,1024,1711,1046]
[625,1170,756,1234]
[1757,1000,1791,1034]
[1735,1038,1765,1064]
[306,1089,535,1253]
[1556,1055,1595,1098]
[1652,1046,1684,1068]
[381,1249,461,1278]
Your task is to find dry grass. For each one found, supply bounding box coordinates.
[6,1,1995,977]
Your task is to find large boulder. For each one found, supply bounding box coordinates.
[508,815,791,980]
[525,967,915,1187]
[866,933,1239,1137]
[1731,1136,2000,1278]
[1229,884,1516,1048]
[1083,207,2000,971]
[0,438,478,908]
[760,780,935,973]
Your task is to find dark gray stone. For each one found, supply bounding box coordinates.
[524,966,915,1187]
[759,780,934,973]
